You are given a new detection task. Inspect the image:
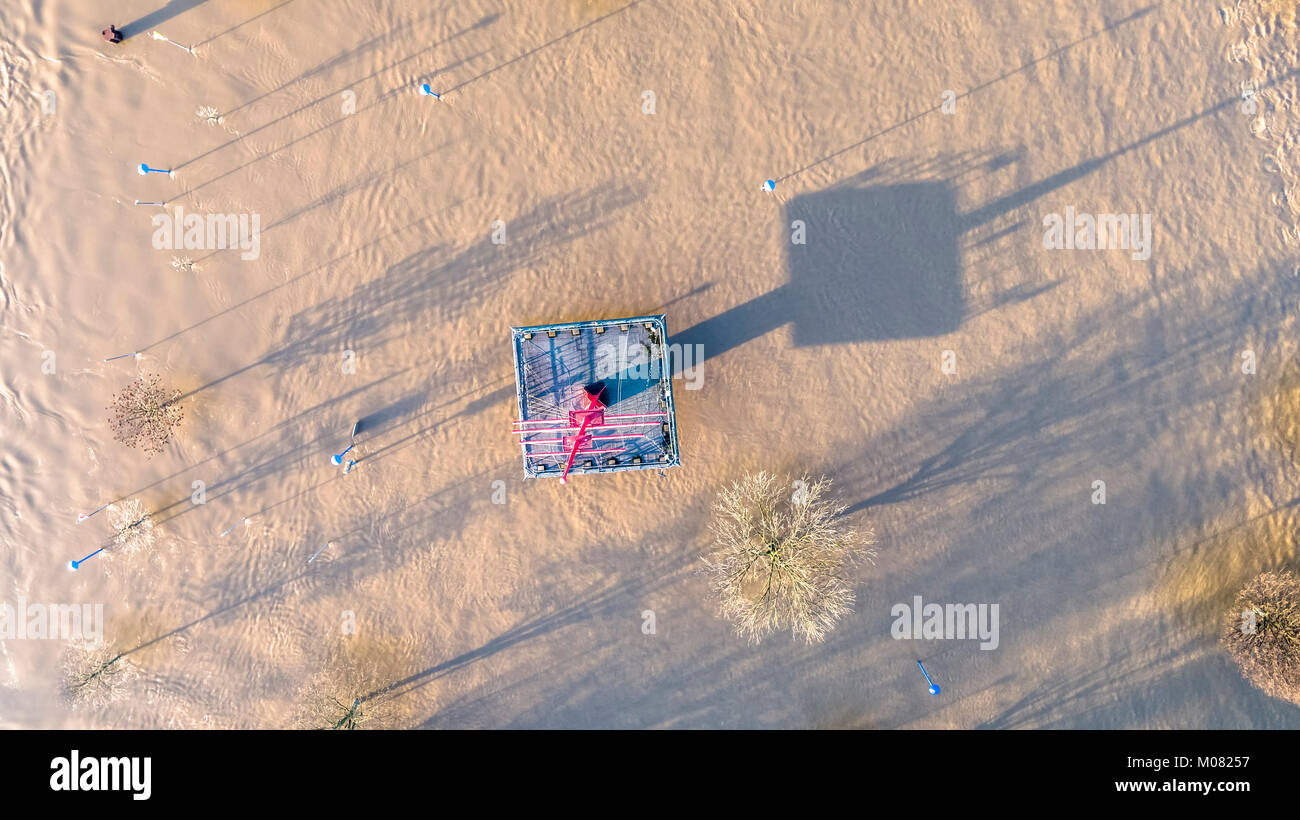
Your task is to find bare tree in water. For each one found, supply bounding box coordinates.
[294,643,405,730]
[1224,569,1300,706]
[107,374,184,456]
[107,498,156,558]
[63,643,136,706]
[702,472,875,645]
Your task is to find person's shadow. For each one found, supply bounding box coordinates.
[120,0,211,39]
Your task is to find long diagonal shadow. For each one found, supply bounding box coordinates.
[121,451,517,661]
[671,81,1290,373]
[174,53,482,198]
[776,4,1160,183]
[175,14,498,172]
[658,8,1254,390]
[837,259,1300,515]
[216,8,439,117]
[147,378,510,534]
[193,0,298,48]
[138,215,433,353]
[444,0,649,94]
[120,0,210,39]
[91,371,404,524]
[362,554,685,707]
[121,567,314,659]
[173,182,643,402]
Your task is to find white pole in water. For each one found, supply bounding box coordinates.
[151,31,195,54]
[138,163,174,178]
[307,543,331,563]
[419,83,441,99]
[77,504,111,523]
[219,517,248,537]
[134,200,166,207]
[917,660,941,696]
[103,352,140,362]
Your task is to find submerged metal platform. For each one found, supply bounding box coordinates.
[510,314,681,480]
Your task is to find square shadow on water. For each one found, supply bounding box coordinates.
[673,181,963,363]
[785,181,963,344]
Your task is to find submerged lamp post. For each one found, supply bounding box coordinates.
[917,660,940,695]
[219,517,249,537]
[151,31,194,54]
[332,421,360,466]
[76,504,111,523]
[68,547,105,570]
